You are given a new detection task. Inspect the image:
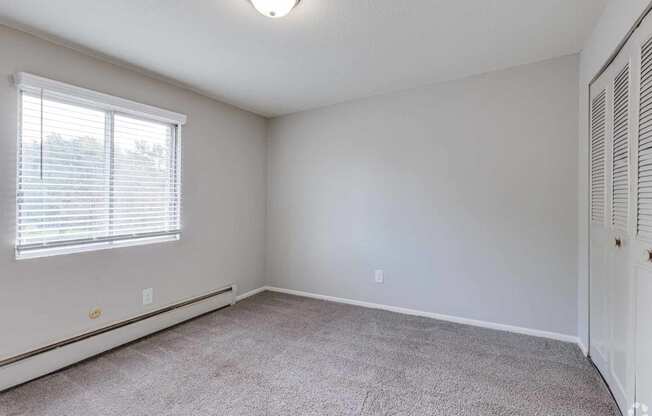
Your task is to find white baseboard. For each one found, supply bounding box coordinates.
[578,340,589,356]
[265,286,580,345]
[3,283,582,392]
[235,286,268,302]
[0,289,234,392]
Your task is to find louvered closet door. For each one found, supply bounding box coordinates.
[589,69,612,384]
[633,13,652,415]
[607,40,636,415]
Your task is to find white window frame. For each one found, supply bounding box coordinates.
[14,73,187,260]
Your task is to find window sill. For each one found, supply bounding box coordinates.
[16,234,180,260]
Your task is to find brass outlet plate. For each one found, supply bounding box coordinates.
[88,308,102,320]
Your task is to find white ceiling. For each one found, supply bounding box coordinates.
[0,0,606,117]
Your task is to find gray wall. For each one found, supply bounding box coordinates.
[267,55,580,336]
[0,25,268,359]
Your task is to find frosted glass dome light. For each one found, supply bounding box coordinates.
[250,0,300,18]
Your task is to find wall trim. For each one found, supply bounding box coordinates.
[235,286,268,302]
[265,286,581,345]
[0,286,234,369]
[0,288,234,392]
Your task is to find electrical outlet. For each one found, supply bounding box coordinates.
[89,307,102,320]
[374,270,384,283]
[142,288,153,305]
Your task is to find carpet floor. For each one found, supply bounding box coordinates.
[1,291,619,416]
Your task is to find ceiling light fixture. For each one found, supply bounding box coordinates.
[250,0,300,18]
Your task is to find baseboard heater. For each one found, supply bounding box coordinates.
[0,285,235,391]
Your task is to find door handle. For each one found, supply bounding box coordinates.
[615,238,622,248]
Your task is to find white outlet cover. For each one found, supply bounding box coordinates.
[142,288,153,305]
[374,270,384,283]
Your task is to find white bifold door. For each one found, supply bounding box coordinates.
[634,14,652,415]
[589,11,652,416]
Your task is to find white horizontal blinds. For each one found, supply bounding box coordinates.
[639,36,652,238]
[612,64,630,230]
[591,89,607,224]
[112,114,180,238]
[17,93,180,255]
[18,93,110,248]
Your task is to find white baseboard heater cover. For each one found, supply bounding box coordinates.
[0,286,235,392]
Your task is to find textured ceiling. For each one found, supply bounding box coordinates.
[0,0,606,117]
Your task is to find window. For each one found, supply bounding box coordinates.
[15,73,186,259]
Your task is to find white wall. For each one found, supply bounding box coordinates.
[577,0,650,352]
[266,55,580,337]
[3,1,634,365]
[0,25,268,360]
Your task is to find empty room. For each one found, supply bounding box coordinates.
[0,0,651,415]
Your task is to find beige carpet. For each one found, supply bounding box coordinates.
[0,291,619,415]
